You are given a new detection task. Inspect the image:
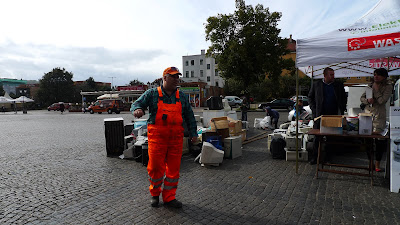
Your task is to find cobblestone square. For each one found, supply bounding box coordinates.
[0,110,399,224]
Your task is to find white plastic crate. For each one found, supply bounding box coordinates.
[285,148,308,161]
[285,135,303,150]
[267,134,274,151]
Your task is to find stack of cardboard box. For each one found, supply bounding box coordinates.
[228,118,246,142]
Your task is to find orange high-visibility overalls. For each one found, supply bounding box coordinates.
[147,87,184,202]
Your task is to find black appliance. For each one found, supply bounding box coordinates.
[206,96,223,110]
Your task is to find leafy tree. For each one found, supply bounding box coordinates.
[0,85,4,96]
[245,73,311,102]
[205,0,294,94]
[36,67,75,106]
[129,79,145,86]
[86,77,97,90]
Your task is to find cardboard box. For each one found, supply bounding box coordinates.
[239,129,247,142]
[317,115,344,134]
[202,110,225,127]
[228,119,242,135]
[210,116,229,131]
[359,113,373,135]
[223,136,242,159]
[203,129,230,141]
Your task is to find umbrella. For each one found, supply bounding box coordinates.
[14,96,34,103]
[0,96,14,103]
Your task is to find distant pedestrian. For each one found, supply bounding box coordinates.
[240,96,249,121]
[59,103,65,114]
[292,99,305,121]
[1,106,5,113]
[265,106,279,129]
[82,102,88,113]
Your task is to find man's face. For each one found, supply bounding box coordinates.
[163,73,180,89]
[324,70,335,84]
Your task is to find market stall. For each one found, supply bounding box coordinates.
[295,0,400,192]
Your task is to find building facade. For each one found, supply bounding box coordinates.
[182,50,225,88]
[0,78,28,95]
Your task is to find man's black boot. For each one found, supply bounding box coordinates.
[164,199,182,208]
[151,196,159,207]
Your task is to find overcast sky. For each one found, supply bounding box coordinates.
[0,0,379,86]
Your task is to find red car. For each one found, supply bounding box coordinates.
[47,103,70,111]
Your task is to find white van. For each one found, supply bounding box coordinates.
[224,96,243,107]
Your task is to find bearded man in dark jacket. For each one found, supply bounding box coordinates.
[308,67,347,164]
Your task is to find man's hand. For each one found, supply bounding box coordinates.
[190,137,198,144]
[133,109,144,118]
[367,98,374,104]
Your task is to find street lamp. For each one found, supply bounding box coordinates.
[20,89,27,114]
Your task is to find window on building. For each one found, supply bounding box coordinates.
[191,71,194,77]
[347,77,351,79]
[191,60,194,65]
[185,61,188,66]
[200,59,203,65]
[200,70,204,77]
[356,77,361,79]
[207,76,210,82]
[215,69,218,76]
[207,64,210,69]
[215,81,219,87]
[185,71,189,78]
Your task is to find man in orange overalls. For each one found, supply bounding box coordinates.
[131,67,198,208]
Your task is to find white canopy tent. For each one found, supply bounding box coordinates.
[97,94,119,100]
[292,0,400,173]
[0,96,14,103]
[297,0,400,79]
[14,96,34,103]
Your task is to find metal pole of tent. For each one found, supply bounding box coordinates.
[311,66,314,86]
[296,68,299,174]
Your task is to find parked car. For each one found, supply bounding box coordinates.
[288,105,313,121]
[224,96,243,107]
[290,95,308,101]
[88,99,124,114]
[258,98,295,111]
[290,95,309,106]
[47,103,70,111]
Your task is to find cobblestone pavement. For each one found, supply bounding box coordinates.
[1,110,400,225]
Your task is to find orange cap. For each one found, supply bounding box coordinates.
[163,67,182,76]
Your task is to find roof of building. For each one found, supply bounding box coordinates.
[0,78,27,84]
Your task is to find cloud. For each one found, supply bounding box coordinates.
[0,0,381,87]
[0,41,164,85]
